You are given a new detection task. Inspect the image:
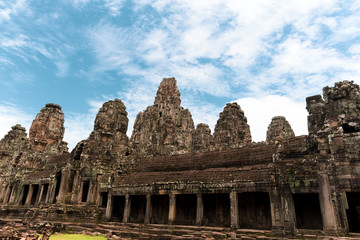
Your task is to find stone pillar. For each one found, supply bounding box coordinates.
[45,183,53,203]
[87,180,95,204]
[0,180,5,203]
[16,186,25,205]
[71,173,80,203]
[338,192,349,234]
[196,193,203,226]
[8,185,17,204]
[95,175,102,206]
[281,188,296,235]
[144,194,151,224]
[77,180,84,203]
[269,189,284,233]
[105,190,113,220]
[230,191,239,229]
[25,184,34,205]
[168,193,176,225]
[37,185,45,205]
[319,171,338,234]
[123,194,131,223]
[57,170,70,203]
[2,185,11,204]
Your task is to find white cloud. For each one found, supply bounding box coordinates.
[182,97,222,133]
[349,44,360,54]
[0,0,29,23]
[105,0,126,16]
[88,23,134,72]
[236,95,308,142]
[64,112,95,150]
[84,0,360,145]
[0,102,33,140]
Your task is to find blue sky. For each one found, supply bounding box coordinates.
[1,0,360,150]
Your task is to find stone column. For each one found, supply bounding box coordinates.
[196,193,203,226]
[25,184,34,205]
[8,185,17,204]
[0,180,4,203]
[16,186,25,205]
[123,194,131,223]
[144,194,151,224]
[281,188,296,235]
[168,193,176,225]
[105,190,113,220]
[57,170,70,203]
[230,191,238,229]
[2,185,11,204]
[319,171,338,234]
[48,182,57,203]
[87,180,95,204]
[70,173,80,203]
[95,175,102,206]
[37,185,45,205]
[269,188,284,233]
[45,183,53,203]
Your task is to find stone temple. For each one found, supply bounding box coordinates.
[0,78,360,239]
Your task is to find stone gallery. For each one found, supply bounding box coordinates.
[0,78,360,238]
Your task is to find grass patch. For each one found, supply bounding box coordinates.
[49,233,107,240]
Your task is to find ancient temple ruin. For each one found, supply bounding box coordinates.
[1,78,360,238]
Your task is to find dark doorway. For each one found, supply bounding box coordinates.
[21,185,29,205]
[81,181,90,203]
[30,184,39,205]
[100,192,108,208]
[346,192,360,232]
[112,195,125,221]
[40,184,49,203]
[175,194,197,225]
[151,195,169,224]
[202,193,230,227]
[238,192,272,230]
[54,172,62,203]
[293,193,323,229]
[129,195,146,223]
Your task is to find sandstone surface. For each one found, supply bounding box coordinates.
[192,123,214,152]
[213,102,251,150]
[266,116,295,141]
[131,77,194,156]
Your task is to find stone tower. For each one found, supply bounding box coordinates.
[213,102,251,150]
[266,116,295,141]
[29,103,68,153]
[76,99,130,172]
[131,77,195,156]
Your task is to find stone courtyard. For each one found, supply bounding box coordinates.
[0,78,360,239]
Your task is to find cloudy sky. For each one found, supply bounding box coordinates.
[1,0,360,150]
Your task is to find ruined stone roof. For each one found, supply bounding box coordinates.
[110,143,277,187]
[113,165,271,186]
[133,143,277,173]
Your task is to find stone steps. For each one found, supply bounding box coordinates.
[2,217,360,240]
[57,221,282,239]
